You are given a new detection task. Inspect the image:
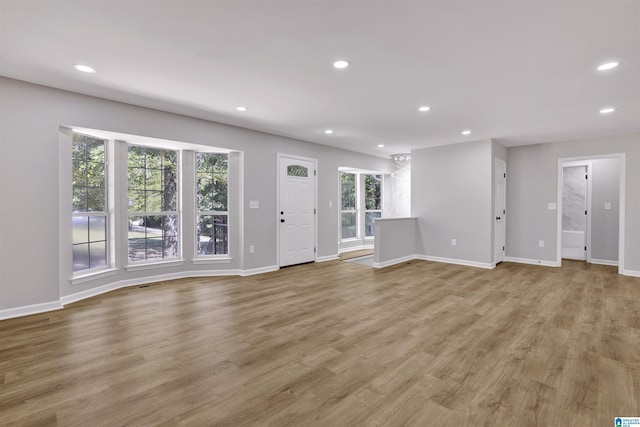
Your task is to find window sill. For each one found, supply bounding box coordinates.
[340,238,360,243]
[191,257,232,265]
[71,267,118,285]
[126,259,185,272]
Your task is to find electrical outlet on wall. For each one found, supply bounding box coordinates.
[538,240,545,248]
[249,245,255,254]
[451,239,457,246]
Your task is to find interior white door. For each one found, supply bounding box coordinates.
[279,156,316,267]
[495,158,506,263]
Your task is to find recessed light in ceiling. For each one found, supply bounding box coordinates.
[324,129,334,134]
[597,62,619,71]
[418,106,431,112]
[73,64,96,73]
[235,106,248,112]
[332,59,350,69]
[377,144,385,148]
[461,130,471,135]
[599,107,615,114]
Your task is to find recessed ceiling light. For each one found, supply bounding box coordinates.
[599,107,615,114]
[461,130,471,135]
[235,106,248,112]
[73,64,96,73]
[377,144,385,148]
[324,129,334,134]
[418,106,431,112]
[597,62,619,71]
[332,59,350,69]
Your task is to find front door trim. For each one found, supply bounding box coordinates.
[276,153,318,267]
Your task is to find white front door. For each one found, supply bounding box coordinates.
[278,155,316,267]
[495,158,506,263]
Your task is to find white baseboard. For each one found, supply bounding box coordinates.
[590,259,618,266]
[416,255,494,269]
[316,254,339,262]
[0,300,63,321]
[62,269,243,306]
[3,266,278,320]
[241,265,279,276]
[373,254,416,269]
[504,256,559,267]
[621,269,640,277]
[61,281,124,306]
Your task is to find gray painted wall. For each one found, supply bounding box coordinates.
[590,158,620,262]
[373,218,416,265]
[0,77,390,310]
[506,133,639,272]
[411,139,493,265]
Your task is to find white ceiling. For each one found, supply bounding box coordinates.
[1,0,639,157]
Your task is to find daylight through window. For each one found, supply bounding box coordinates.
[196,152,229,256]
[72,134,108,272]
[341,172,357,239]
[365,174,382,237]
[127,146,179,262]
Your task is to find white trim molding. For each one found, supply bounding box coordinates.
[241,265,279,276]
[373,254,416,269]
[590,259,618,267]
[0,300,63,321]
[338,244,375,254]
[504,256,559,267]
[316,254,339,263]
[71,267,118,285]
[62,269,244,306]
[3,265,283,320]
[416,255,495,269]
[621,269,640,278]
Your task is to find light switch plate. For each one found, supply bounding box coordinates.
[604,202,611,210]
[548,202,557,210]
[249,200,259,209]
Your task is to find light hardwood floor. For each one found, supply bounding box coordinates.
[1,260,639,426]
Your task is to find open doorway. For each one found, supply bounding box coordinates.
[561,161,591,261]
[557,154,624,272]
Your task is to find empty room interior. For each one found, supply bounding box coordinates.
[1,1,639,426]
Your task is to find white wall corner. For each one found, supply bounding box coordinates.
[241,265,279,276]
[372,254,417,269]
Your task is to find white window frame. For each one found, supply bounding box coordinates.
[340,172,359,241]
[364,174,382,238]
[195,151,229,257]
[72,133,110,275]
[126,144,181,265]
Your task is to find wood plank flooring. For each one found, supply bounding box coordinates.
[1,259,639,426]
